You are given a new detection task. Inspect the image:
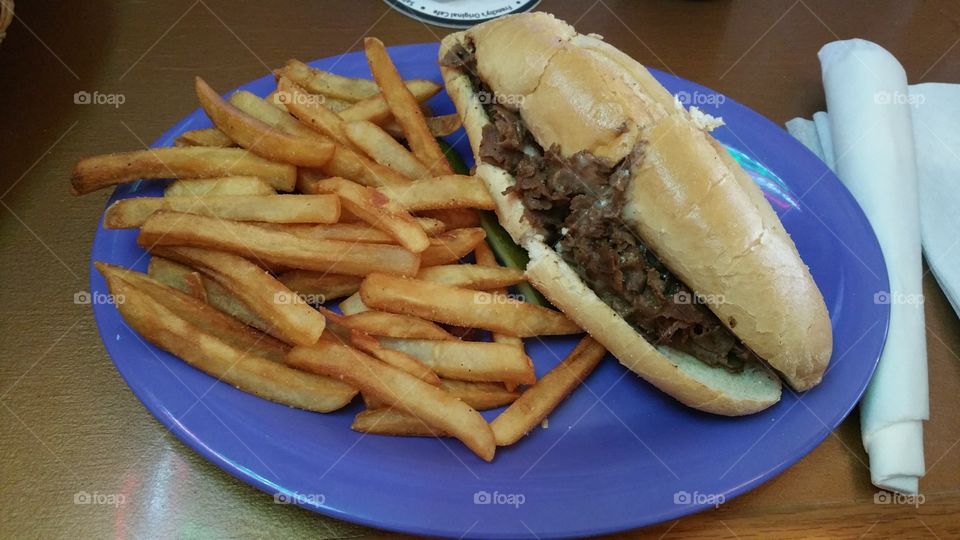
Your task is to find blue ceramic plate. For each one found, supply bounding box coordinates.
[89,43,889,538]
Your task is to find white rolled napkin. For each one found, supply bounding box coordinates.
[787,39,929,495]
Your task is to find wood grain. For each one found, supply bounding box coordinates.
[0,1,957,538]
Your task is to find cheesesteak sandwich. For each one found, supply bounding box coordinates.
[439,13,832,415]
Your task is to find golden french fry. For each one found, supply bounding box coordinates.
[379,337,535,385]
[360,273,580,337]
[148,256,275,336]
[150,246,326,346]
[138,211,421,277]
[440,380,521,410]
[195,77,334,167]
[174,128,235,148]
[380,175,495,212]
[71,148,297,195]
[364,37,452,177]
[164,176,275,197]
[276,270,362,301]
[339,80,442,124]
[105,194,339,228]
[474,241,526,348]
[258,222,398,244]
[491,337,607,446]
[418,209,481,231]
[98,262,289,363]
[425,114,462,137]
[277,59,377,101]
[180,270,207,301]
[277,77,355,147]
[99,264,356,412]
[310,177,429,253]
[229,90,325,140]
[416,264,524,289]
[338,291,370,315]
[347,329,442,387]
[287,342,495,461]
[344,120,430,179]
[421,228,486,266]
[352,408,444,437]
[341,311,455,340]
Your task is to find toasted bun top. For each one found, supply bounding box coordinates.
[466,13,659,163]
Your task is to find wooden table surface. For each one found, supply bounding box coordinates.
[1,1,958,538]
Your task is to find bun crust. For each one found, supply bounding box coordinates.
[440,12,831,410]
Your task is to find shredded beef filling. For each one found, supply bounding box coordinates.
[442,43,754,372]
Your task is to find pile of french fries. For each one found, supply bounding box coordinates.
[74,38,607,462]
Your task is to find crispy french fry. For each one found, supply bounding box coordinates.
[105,194,339,228]
[352,408,444,437]
[347,329,441,387]
[258,222,398,244]
[440,380,521,410]
[474,241,525,348]
[416,264,524,289]
[339,80,442,124]
[100,265,356,412]
[195,77,334,167]
[310,177,429,253]
[180,270,207,301]
[138,211,421,277]
[425,114,462,137]
[148,256,276,336]
[384,114,462,139]
[277,59,378,101]
[491,337,607,446]
[360,273,580,337]
[151,246,326,346]
[277,77,355,147]
[379,338,536,385]
[421,228,486,266]
[71,148,297,195]
[418,209,481,230]
[380,175,495,212]
[343,120,430,179]
[278,59,441,104]
[164,176,274,197]
[98,262,289,363]
[338,291,370,315]
[275,270,362,301]
[229,90,325,140]
[174,128,235,148]
[287,342,495,460]
[340,311,454,340]
[364,38,452,177]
